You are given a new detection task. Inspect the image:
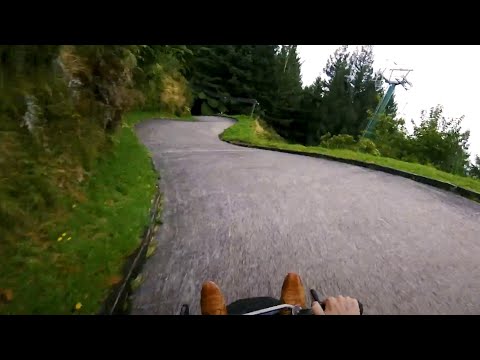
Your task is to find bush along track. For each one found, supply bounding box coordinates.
[219,115,480,203]
[99,180,162,315]
[0,112,169,314]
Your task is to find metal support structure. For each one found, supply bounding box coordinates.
[363,67,413,139]
[250,101,258,118]
[363,83,396,138]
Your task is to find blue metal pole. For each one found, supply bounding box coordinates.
[364,83,396,138]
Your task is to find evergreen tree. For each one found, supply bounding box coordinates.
[468,156,480,179]
[319,45,355,137]
[349,45,379,135]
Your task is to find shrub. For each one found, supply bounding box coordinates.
[355,138,380,156]
[320,134,356,149]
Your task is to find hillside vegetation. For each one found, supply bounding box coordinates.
[2,44,479,313]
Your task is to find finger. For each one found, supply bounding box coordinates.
[324,296,336,310]
[352,299,360,314]
[311,301,325,315]
[347,298,360,314]
[346,297,358,305]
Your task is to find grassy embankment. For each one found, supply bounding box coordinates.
[0,111,192,314]
[220,115,480,194]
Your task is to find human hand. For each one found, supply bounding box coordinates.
[312,295,360,315]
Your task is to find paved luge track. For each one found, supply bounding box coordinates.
[132,116,480,315]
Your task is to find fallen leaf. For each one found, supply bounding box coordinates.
[107,275,123,286]
[0,289,13,303]
[146,243,156,258]
[122,299,129,312]
[131,275,144,291]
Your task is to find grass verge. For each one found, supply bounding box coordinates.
[220,115,480,194]
[0,111,167,314]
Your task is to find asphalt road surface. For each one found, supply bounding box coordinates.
[132,116,480,315]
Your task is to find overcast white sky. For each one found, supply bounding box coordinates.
[297,45,479,161]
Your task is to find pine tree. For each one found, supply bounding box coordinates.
[187,45,232,114]
[349,45,379,135]
[385,92,398,118]
[469,156,480,178]
[274,45,303,111]
[187,45,279,115]
[319,45,355,137]
[250,45,279,114]
[301,76,325,144]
